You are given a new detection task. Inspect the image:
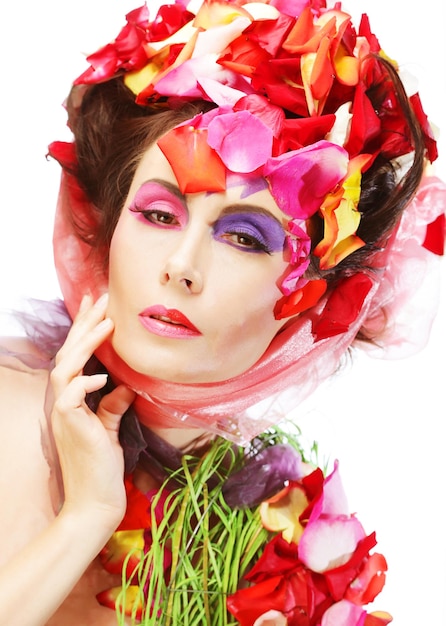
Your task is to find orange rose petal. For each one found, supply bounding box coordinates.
[334,52,360,86]
[309,37,334,101]
[274,279,327,319]
[158,126,226,193]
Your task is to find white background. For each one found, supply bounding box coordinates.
[0,2,445,624]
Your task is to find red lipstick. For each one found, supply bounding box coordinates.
[138,305,201,338]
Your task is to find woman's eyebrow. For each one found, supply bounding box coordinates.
[220,204,285,228]
[142,178,186,202]
[139,181,285,228]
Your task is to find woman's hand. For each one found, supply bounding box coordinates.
[50,294,135,531]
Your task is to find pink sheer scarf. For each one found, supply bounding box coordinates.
[53,170,445,443]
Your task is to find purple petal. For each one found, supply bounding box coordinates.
[222,444,303,508]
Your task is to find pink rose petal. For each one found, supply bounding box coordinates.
[298,516,366,573]
[207,110,273,173]
[321,460,350,516]
[321,599,366,626]
[264,141,349,219]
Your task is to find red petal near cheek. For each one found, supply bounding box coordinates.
[312,273,373,340]
[274,279,327,320]
[157,126,226,193]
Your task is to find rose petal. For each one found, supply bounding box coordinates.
[264,141,349,219]
[97,585,143,619]
[298,516,366,573]
[207,110,273,172]
[254,609,288,626]
[319,460,349,517]
[274,279,327,319]
[345,552,388,604]
[223,444,303,508]
[99,529,144,576]
[311,273,373,341]
[157,123,226,193]
[259,481,308,543]
[321,599,365,626]
[364,611,393,626]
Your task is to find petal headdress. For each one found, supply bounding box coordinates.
[51,0,445,442]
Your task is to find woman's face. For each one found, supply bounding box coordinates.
[107,142,291,383]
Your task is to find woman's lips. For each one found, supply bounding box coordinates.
[138,305,202,338]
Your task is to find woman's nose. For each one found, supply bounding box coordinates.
[160,235,205,294]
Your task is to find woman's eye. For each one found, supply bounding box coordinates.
[140,209,179,226]
[214,213,284,255]
[222,232,270,253]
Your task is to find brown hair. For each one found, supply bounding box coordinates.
[62,56,426,287]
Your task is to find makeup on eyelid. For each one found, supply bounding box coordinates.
[107,141,290,383]
[128,181,286,253]
[129,181,187,227]
[213,212,286,253]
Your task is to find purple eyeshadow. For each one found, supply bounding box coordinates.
[214,212,286,253]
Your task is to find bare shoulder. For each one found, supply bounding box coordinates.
[0,337,50,423]
[0,335,50,401]
[0,337,56,563]
[0,335,52,364]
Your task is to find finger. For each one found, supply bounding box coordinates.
[56,293,109,363]
[53,374,109,415]
[51,318,113,396]
[77,293,94,315]
[97,386,136,434]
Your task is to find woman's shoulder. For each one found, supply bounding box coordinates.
[0,335,51,444]
[0,335,52,367]
[0,337,56,563]
[0,336,51,412]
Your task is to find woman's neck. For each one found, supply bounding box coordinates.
[147,424,210,451]
[133,393,210,450]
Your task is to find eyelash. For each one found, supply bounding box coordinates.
[131,205,181,227]
[131,205,273,254]
[220,231,272,254]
